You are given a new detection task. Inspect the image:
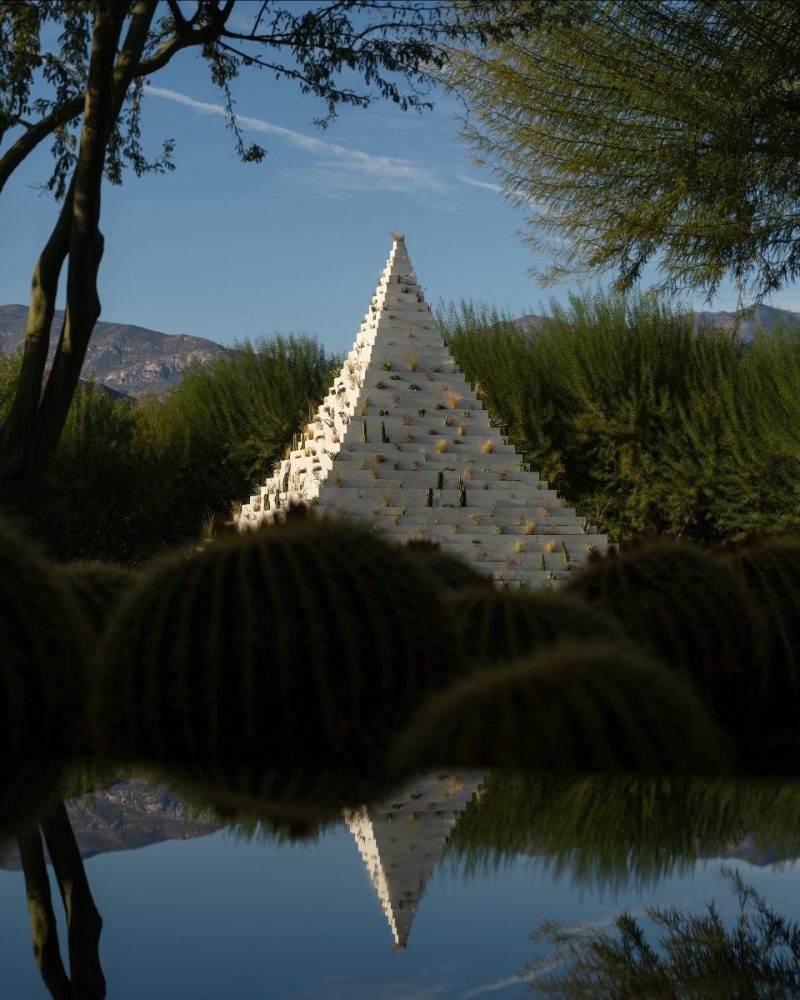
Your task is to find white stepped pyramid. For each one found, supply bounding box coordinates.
[237,236,605,586]
[346,771,484,949]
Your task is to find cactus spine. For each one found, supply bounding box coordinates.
[393,642,728,776]
[92,519,459,797]
[566,540,768,752]
[449,588,624,670]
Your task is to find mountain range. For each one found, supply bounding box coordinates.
[0,304,226,398]
[1,302,797,400]
[517,302,800,341]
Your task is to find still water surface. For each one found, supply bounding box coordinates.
[2,773,799,998]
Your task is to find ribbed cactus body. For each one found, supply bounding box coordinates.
[565,541,768,742]
[402,540,494,593]
[0,521,91,835]
[393,642,728,776]
[58,562,137,637]
[93,519,459,785]
[724,539,800,766]
[450,589,623,668]
[0,520,90,761]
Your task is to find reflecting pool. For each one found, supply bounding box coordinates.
[3,772,800,998]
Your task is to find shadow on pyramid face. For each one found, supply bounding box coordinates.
[237,237,607,589]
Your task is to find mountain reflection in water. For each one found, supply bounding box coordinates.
[2,771,800,998]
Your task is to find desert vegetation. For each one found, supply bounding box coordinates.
[441,293,800,543]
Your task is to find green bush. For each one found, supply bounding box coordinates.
[441,293,800,543]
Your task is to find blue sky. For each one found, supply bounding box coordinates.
[2,28,798,355]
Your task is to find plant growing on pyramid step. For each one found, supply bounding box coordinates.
[361,422,368,444]
[459,486,467,507]
[436,471,444,490]
[482,441,494,454]
[492,524,505,535]
[525,521,537,535]
[381,361,393,371]
[375,381,387,390]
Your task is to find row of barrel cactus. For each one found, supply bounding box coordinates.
[1,510,798,835]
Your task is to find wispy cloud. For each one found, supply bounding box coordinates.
[457,174,505,195]
[461,973,528,997]
[146,85,449,200]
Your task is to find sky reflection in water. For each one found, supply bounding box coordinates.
[2,774,800,999]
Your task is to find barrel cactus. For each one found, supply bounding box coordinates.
[450,588,624,669]
[0,520,92,833]
[565,540,768,747]
[722,538,800,767]
[402,539,494,593]
[57,561,137,637]
[92,517,462,799]
[393,642,728,777]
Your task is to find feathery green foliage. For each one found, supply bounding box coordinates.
[451,588,623,669]
[441,294,800,543]
[526,868,800,998]
[394,642,727,776]
[566,540,767,750]
[450,1,800,301]
[26,336,336,563]
[92,517,460,802]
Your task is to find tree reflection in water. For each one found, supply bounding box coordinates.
[16,797,105,1000]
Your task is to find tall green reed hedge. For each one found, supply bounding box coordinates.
[10,336,337,563]
[440,292,800,542]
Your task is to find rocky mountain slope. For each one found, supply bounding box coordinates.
[1,302,796,402]
[0,779,220,870]
[0,305,226,398]
[517,303,800,341]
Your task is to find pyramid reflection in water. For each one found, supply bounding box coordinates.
[346,772,485,949]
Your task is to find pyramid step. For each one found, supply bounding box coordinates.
[237,235,608,587]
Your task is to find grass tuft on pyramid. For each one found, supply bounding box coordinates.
[237,236,605,586]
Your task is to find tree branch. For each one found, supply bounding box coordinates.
[0,94,84,196]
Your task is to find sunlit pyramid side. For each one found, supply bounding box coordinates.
[346,772,484,949]
[237,236,606,585]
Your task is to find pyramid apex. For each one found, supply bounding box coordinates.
[390,231,405,244]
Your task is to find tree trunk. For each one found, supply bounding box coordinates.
[0,3,156,511]
[17,825,72,1000]
[40,799,106,1000]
